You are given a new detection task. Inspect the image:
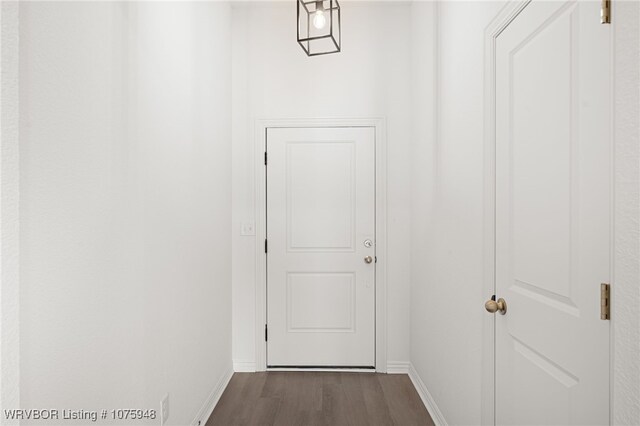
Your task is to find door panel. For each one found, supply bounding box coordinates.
[266,127,375,367]
[287,142,355,251]
[287,272,355,332]
[495,1,610,424]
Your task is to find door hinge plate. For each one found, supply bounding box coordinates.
[265,324,268,341]
[265,239,268,253]
[601,283,610,320]
[264,152,267,165]
[601,0,611,24]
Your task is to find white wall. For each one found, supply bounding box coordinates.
[409,2,505,425]
[231,1,413,370]
[612,1,640,423]
[1,1,21,420]
[17,3,232,425]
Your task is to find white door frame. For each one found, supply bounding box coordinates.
[483,4,531,423]
[483,1,617,425]
[253,117,388,373]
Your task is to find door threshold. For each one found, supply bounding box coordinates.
[267,366,375,373]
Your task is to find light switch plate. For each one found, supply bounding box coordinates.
[240,222,255,236]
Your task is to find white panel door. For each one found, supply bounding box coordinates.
[266,127,375,367]
[495,1,610,424]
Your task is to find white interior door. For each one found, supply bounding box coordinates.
[495,1,610,424]
[266,127,375,367]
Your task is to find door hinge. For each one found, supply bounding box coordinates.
[264,152,267,165]
[601,0,611,24]
[265,324,268,341]
[264,239,268,253]
[600,283,610,320]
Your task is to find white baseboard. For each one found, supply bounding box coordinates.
[233,360,256,372]
[386,361,410,374]
[190,365,233,426]
[408,363,448,426]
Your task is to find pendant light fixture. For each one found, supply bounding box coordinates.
[297,0,341,56]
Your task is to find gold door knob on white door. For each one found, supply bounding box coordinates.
[364,256,373,264]
[485,297,507,315]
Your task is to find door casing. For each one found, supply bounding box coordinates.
[253,117,388,372]
[483,1,615,425]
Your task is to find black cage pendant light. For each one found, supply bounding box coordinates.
[297,0,341,56]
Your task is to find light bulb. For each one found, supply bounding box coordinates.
[313,10,326,29]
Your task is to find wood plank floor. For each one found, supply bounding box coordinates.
[206,372,434,426]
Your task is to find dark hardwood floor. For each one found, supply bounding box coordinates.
[206,372,434,426]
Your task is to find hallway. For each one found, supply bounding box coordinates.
[2,1,639,425]
[206,373,434,426]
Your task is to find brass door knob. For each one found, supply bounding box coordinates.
[364,256,373,264]
[485,297,507,315]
